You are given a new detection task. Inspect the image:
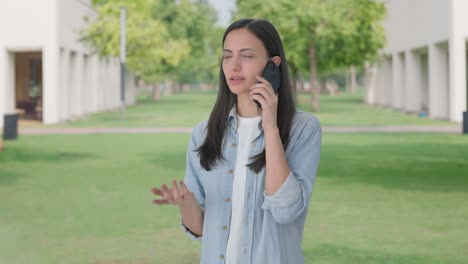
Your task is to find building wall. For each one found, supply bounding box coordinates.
[368,0,468,123]
[0,0,57,126]
[383,0,451,53]
[0,0,136,128]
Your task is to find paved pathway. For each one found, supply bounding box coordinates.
[18,125,462,135]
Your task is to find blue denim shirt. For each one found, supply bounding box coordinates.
[181,108,322,264]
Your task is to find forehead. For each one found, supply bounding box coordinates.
[223,28,266,52]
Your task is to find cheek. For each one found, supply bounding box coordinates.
[247,64,264,81]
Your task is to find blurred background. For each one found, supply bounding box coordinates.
[0,0,467,263]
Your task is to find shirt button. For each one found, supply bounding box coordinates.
[223,225,228,230]
[232,143,237,147]
[225,198,231,203]
[244,248,247,254]
[247,192,250,198]
[220,255,225,260]
[228,169,234,174]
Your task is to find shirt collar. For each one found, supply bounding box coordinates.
[227,106,238,130]
[226,105,263,131]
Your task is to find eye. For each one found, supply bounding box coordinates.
[242,55,253,58]
[223,55,232,60]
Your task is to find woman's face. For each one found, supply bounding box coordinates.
[222,28,269,95]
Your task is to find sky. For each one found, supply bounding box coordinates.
[207,0,236,27]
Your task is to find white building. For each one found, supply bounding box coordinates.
[366,0,468,123]
[0,0,136,127]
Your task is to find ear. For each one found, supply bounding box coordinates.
[271,56,281,67]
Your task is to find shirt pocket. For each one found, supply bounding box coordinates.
[199,161,230,202]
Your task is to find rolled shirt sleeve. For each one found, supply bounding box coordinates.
[262,171,302,208]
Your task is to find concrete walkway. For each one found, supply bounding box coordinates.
[18,125,462,135]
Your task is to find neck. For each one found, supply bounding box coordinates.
[236,93,261,117]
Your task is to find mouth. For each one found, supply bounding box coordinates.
[229,76,245,84]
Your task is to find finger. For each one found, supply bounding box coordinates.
[171,180,181,202]
[250,82,274,97]
[151,187,163,196]
[251,94,267,109]
[255,75,270,85]
[161,184,176,205]
[249,88,273,102]
[255,76,275,95]
[179,180,189,193]
[153,199,169,205]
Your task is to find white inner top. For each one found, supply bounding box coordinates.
[226,114,261,264]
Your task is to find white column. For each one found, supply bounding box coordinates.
[43,45,60,124]
[429,43,450,119]
[364,62,377,105]
[68,52,77,117]
[0,48,6,128]
[420,52,429,112]
[405,50,421,112]
[90,54,99,113]
[112,58,118,108]
[42,0,60,124]
[102,59,108,110]
[82,55,89,115]
[115,59,121,107]
[59,48,70,121]
[75,53,84,116]
[375,60,385,105]
[383,57,393,106]
[99,57,106,111]
[449,0,468,122]
[392,52,405,109]
[0,49,15,128]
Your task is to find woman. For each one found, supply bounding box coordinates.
[152,18,321,264]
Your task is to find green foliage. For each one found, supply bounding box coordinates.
[153,0,223,84]
[235,0,386,74]
[81,0,223,83]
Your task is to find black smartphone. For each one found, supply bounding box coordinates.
[254,60,281,108]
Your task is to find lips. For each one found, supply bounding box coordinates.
[229,76,245,85]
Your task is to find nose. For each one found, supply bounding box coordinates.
[230,55,241,72]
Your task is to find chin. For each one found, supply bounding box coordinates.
[228,85,249,95]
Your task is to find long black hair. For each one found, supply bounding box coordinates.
[197,18,296,173]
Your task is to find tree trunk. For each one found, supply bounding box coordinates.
[345,68,351,93]
[152,83,160,101]
[164,78,173,96]
[350,65,357,94]
[175,82,181,93]
[309,41,320,112]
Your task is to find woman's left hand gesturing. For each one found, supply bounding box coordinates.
[250,75,279,132]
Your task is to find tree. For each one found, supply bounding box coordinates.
[81,0,223,100]
[235,0,386,111]
[152,0,223,87]
[82,0,189,85]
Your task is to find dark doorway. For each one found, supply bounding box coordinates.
[15,52,43,121]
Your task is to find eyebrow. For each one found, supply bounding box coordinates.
[223,48,256,53]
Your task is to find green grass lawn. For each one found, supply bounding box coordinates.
[27,89,457,128]
[1,133,467,264]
